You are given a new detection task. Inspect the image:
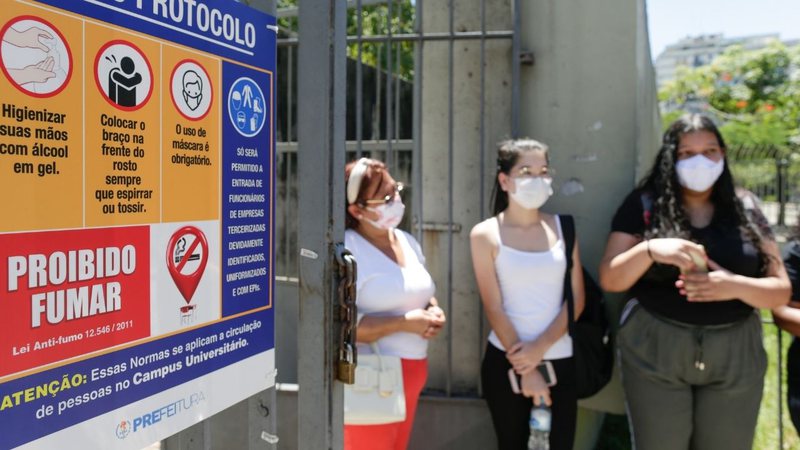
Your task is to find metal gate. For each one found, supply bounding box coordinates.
[274,1,520,448]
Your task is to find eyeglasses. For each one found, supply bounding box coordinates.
[363,183,405,206]
[511,166,553,179]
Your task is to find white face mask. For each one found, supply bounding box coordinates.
[509,177,553,210]
[364,200,405,229]
[675,154,724,192]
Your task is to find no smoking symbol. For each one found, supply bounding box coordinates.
[166,226,208,303]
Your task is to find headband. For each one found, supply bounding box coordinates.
[347,158,370,205]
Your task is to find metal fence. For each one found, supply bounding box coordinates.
[275,0,519,400]
[728,145,800,227]
[724,146,800,448]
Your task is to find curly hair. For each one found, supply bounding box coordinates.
[639,114,770,274]
[490,139,549,215]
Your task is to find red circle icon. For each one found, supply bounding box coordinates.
[94,39,154,111]
[170,59,213,121]
[0,15,73,98]
[166,226,209,303]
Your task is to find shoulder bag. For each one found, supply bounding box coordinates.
[559,214,614,399]
[343,343,406,425]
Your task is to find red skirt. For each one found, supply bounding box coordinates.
[344,358,428,450]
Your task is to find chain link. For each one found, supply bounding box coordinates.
[334,243,358,383]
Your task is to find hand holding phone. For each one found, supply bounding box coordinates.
[508,361,557,394]
[681,246,707,274]
[508,367,554,406]
[538,361,557,386]
[506,341,548,375]
[689,251,708,273]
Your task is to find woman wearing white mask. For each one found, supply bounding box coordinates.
[343,158,446,450]
[598,114,790,449]
[470,139,585,449]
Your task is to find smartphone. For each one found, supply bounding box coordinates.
[508,361,557,393]
[690,252,708,272]
[681,251,708,274]
[537,361,557,387]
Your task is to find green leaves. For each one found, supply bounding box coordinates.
[277,1,416,80]
[659,41,800,151]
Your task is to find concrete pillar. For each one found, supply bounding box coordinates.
[420,0,513,394]
[517,0,660,418]
[518,0,659,271]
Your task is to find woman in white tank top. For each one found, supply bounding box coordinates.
[470,139,585,450]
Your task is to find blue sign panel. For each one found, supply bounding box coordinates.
[0,1,275,448]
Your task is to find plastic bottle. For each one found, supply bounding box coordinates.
[527,399,551,450]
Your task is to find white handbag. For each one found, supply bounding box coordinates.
[344,343,406,425]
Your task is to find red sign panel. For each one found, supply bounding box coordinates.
[0,227,150,377]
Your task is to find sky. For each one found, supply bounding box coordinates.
[647,0,800,59]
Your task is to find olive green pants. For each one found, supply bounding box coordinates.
[617,302,766,450]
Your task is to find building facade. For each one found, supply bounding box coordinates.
[655,33,780,87]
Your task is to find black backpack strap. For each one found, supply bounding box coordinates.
[559,214,576,336]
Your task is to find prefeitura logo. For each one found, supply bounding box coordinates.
[115,420,132,439]
[114,391,206,439]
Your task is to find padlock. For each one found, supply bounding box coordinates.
[337,344,356,384]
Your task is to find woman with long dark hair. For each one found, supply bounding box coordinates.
[598,114,790,449]
[470,139,585,449]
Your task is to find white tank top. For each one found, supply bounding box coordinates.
[487,215,573,359]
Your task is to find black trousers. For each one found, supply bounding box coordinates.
[788,338,800,434]
[481,343,577,450]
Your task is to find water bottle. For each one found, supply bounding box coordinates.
[528,399,551,450]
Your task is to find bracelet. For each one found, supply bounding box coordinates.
[646,240,654,261]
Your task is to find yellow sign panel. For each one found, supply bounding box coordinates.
[0,4,83,231]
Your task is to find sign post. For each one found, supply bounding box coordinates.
[0,1,276,448]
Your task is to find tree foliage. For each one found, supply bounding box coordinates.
[276,0,416,80]
[659,41,800,151]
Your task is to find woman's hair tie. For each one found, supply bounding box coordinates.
[347,158,370,205]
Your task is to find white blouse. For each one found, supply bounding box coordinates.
[345,229,435,359]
